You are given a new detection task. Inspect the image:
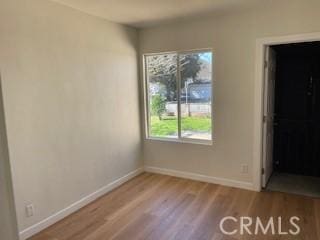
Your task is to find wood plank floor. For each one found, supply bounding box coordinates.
[29,173,320,240]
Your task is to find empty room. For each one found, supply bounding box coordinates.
[1,1,320,240]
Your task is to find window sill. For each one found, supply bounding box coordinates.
[145,136,213,146]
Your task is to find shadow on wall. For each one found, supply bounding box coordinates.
[0,74,19,240]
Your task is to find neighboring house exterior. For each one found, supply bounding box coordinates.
[166,82,212,117]
[181,82,211,103]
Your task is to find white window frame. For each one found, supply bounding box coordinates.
[143,49,214,145]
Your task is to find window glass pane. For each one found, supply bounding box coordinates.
[146,54,178,138]
[180,52,212,140]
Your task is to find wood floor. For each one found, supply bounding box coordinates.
[29,173,320,240]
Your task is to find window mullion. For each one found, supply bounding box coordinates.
[177,53,182,139]
[145,56,151,138]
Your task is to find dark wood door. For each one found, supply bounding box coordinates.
[273,44,320,177]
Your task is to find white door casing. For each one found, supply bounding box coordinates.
[254,32,320,191]
[262,47,276,188]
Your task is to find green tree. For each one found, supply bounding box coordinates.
[147,55,177,101]
[151,94,166,120]
[180,54,202,83]
[147,54,202,100]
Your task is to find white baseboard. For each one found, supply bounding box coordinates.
[145,166,254,191]
[19,167,144,240]
[19,166,253,239]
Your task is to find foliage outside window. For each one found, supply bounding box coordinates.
[145,50,213,143]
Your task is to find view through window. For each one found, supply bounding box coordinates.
[145,51,212,142]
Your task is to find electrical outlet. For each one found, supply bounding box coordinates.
[25,204,34,218]
[241,164,248,174]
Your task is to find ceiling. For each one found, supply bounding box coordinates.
[52,0,260,28]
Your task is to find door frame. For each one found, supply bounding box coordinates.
[261,46,276,188]
[253,32,320,191]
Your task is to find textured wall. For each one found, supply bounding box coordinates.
[140,0,320,186]
[0,0,142,231]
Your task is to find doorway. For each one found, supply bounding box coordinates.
[263,41,320,197]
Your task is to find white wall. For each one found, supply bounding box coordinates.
[0,0,141,232]
[0,80,19,240]
[139,0,320,186]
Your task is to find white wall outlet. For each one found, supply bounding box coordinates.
[241,164,248,174]
[25,204,34,218]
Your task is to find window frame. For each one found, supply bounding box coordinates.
[143,49,214,145]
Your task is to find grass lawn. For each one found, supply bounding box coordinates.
[150,116,211,137]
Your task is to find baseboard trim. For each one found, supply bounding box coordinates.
[19,167,144,240]
[19,166,253,239]
[145,166,254,191]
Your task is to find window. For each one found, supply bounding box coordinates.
[144,50,213,143]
